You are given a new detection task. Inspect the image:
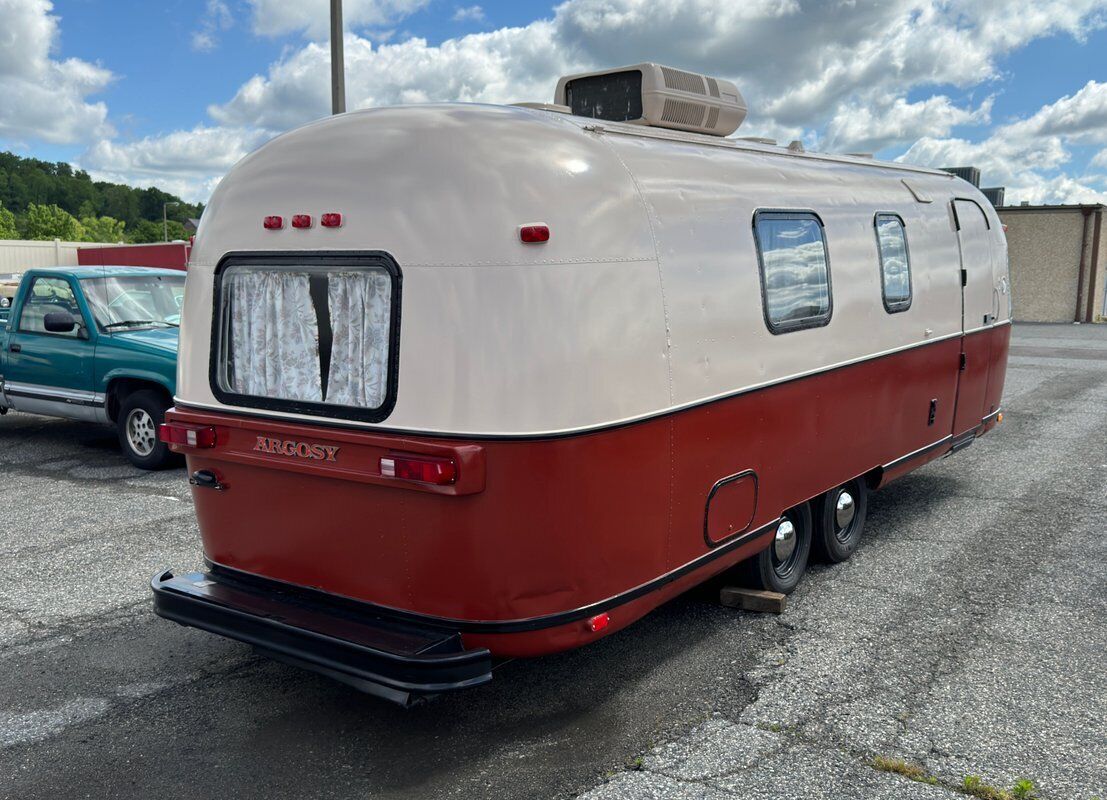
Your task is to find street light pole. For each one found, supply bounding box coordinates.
[163,201,179,242]
[330,0,346,114]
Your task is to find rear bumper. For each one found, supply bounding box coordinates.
[151,568,492,705]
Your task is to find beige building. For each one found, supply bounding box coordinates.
[998,204,1105,323]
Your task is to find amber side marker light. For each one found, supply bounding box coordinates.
[996,413,1004,424]
[158,424,217,448]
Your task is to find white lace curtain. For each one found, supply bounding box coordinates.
[326,270,392,408]
[225,267,391,408]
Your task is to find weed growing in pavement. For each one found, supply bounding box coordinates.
[870,756,938,785]
[961,774,1041,800]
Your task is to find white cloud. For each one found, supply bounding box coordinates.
[898,76,1107,204]
[452,5,484,23]
[70,0,1107,203]
[192,0,234,52]
[1092,149,1107,168]
[80,126,270,202]
[825,94,993,154]
[0,0,114,145]
[247,0,430,40]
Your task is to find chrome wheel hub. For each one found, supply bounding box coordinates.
[773,519,797,564]
[835,490,856,530]
[126,408,156,457]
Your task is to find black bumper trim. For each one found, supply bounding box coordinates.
[152,569,492,703]
[203,517,778,636]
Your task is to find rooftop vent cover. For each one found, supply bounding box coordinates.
[554,63,746,137]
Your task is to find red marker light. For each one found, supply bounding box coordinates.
[263,215,283,230]
[158,423,217,448]
[291,214,313,229]
[587,612,609,633]
[519,224,550,243]
[379,455,457,485]
[320,212,343,228]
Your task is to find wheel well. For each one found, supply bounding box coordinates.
[106,378,172,423]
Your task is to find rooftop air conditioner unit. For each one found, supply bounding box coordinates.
[553,63,747,137]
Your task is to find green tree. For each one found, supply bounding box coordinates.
[23,203,83,241]
[79,215,126,243]
[0,202,16,239]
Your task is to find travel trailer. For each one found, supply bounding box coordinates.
[152,64,1011,704]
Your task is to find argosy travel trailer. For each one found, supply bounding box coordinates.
[152,63,1011,704]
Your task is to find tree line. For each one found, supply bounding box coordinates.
[0,151,205,243]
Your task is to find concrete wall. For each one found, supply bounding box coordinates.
[0,239,115,279]
[998,205,1105,323]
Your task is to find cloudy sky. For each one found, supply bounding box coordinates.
[2,0,1105,204]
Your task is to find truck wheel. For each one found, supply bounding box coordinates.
[814,479,868,563]
[118,390,176,470]
[742,502,812,594]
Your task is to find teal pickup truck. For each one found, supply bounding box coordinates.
[0,266,184,469]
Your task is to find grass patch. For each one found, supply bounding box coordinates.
[962,775,1040,800]
[870,756,938,785]
[870,758,1043,800]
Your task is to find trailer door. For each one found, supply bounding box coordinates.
[951,199,993,438]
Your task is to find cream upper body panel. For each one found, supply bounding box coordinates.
[178,103,1005,436]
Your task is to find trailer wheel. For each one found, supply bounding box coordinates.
[744,502,812,594]
[118,390,177,470]
[814,479,868,563]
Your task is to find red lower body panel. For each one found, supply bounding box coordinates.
[167,327,1010,659]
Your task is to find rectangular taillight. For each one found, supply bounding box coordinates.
[379,454,456,485]
[158,423,217,448]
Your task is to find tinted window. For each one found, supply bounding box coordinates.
[565,70,643,122]
[18,277,83,337]
[875,214,911,312]
[754,212,832,333]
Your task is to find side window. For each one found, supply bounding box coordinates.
[18,277,83,337]
[875,214,911,312]
[754,211,832,333]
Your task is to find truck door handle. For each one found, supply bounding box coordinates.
[9,343,20,353]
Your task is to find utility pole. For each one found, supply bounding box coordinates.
[330,0,346,114]
[163,201,179,242]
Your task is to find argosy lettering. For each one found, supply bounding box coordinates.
[253,436,340,462]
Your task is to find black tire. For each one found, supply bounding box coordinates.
[117,389,177,470]
[814,478,868,563]
[742,502,813,594]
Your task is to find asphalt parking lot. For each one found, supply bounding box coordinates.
[1,322,1104,800]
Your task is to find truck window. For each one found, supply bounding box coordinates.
[18,277,83,337]
[754,211,832,333]
[875,214,911,312]
[82,273,186,331]
[213,255,400,422]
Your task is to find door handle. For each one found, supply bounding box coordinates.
[8,343,20,353]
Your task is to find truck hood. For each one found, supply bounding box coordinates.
[111,327,179,353]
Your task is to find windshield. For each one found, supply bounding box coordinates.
[82,274,186,331]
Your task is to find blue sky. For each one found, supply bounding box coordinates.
[2,0,1106,204]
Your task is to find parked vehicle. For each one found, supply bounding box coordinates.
[0,279,17,323]
[0,266,184,468]
[153,63,1011,704]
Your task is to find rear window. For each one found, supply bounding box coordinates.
[212,253,401,422]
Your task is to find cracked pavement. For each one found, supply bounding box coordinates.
[1,322,1105,799]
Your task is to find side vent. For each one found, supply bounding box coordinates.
[662,99,707,127]
[553,63,747,137]
[661,66,706,95]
